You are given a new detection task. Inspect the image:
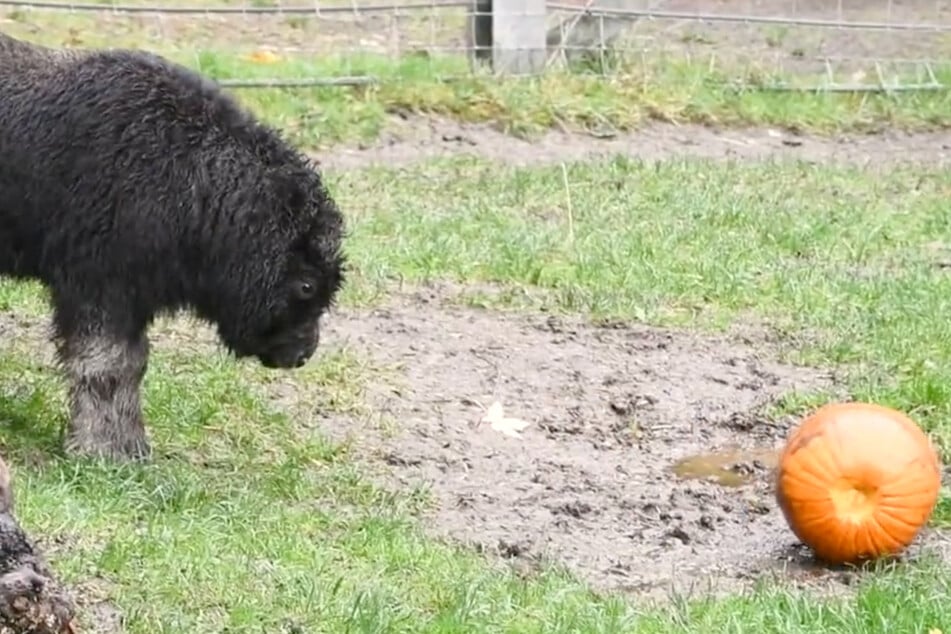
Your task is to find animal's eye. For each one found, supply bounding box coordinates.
[296,281,316,300]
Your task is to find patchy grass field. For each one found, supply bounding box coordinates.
[2,2,951,633]
[2,156,951,633]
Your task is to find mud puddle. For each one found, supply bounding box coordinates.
[671,446,781,487]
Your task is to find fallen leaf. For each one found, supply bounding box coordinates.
[481,400,531,438]
[247,50,280,64]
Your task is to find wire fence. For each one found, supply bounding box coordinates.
[0,0,949,91]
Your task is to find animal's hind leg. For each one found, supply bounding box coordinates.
[58,330,152,461]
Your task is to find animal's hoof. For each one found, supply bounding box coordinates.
[63,433,152,463]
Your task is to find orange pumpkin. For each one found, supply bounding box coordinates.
[775,401,942,565]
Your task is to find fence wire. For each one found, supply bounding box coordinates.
[0,0,948,91]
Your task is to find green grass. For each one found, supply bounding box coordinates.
[3,8,951,631]
[213,54,951,147]
[0,156,951,631]
[335,157,951,448]
[3,9,951,147]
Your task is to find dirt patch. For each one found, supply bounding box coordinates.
[68,578,125,634]
[316,115,951,171]
[318,288,951,599]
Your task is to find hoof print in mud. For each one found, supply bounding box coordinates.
[665,527,692,545]
[551,500,595,519]
[497,539,533,559]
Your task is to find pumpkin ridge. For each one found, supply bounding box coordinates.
[866,511,903,554]
[877,493,940,509]
[853,524,877,558]
[785,444,842,490]
[791,518,833,541]
[778,451,839,486]
[876,506,929,529]
[785,429,824,458]
[787,507,834,527]
[778,468,839,499]
[826,522,856,561]
[807,440,848,486]
[827,418,856,476]
[885,458,939,482]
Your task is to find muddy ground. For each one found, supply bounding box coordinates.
[0,122,948,628]
[314,285,949,601]
[321,292,840,599]
[308,117,951,600]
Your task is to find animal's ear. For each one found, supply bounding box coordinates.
[268,166,309,214]
[290,222,337,258]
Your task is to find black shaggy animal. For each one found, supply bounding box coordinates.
[0,33,346,461]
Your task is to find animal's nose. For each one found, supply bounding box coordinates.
[295,351,309,367]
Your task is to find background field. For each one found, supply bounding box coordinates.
[2,1,951,632]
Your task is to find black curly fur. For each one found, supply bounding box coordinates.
[0,33,346,460]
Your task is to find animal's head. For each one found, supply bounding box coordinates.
[208,148,346,370]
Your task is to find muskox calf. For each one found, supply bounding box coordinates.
[0,34,346,461]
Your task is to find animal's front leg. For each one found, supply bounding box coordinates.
[59,331,151,461]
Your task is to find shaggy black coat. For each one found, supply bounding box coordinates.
[0,33,346,460]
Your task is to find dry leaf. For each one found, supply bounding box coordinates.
[247,50,280,64]
[481,400,531,438]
